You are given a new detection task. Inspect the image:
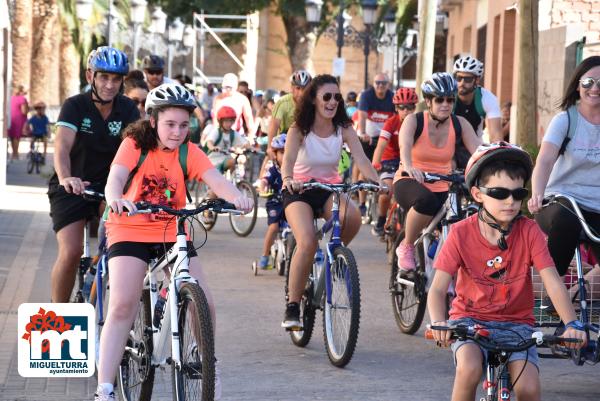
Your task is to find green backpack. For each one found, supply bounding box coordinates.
[452,86,486,119]
[123,142,192,203]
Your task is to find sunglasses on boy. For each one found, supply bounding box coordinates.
[322,92,343,102]
[479,186,529,201]
[396,104,416,111]
[579,77,600,89]
[454,74,475,84]
[433,97,455,105]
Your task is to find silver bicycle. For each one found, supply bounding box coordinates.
[115,199,240,401]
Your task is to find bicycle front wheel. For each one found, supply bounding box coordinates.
[390,232,427,335]
[27,154,34,174]
[229,180,258,237]
[323,246,360,367]
[117,289,154,401]
[172,283,215,401]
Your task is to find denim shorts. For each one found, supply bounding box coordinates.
[449,318,539,370]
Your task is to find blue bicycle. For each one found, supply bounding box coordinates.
[286,181,382,367]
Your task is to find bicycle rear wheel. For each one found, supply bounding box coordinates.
[229,180,258,237]
[117,289,154,401]
[27,153,34,174]
[323,246,360,367]
[390,232,427,334]
[275,237,286,276]
[172,283,215,401]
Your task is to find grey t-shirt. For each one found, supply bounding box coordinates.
[544,109,600,213]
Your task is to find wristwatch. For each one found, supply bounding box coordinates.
[565,320,585,331]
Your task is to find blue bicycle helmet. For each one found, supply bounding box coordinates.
[421,72,458,98]
[271,133,286,150]
[89,46,129,75]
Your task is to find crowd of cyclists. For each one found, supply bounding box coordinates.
[40,43,600,400]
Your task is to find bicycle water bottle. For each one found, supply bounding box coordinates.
[427,239,439,259]
[314,248,325,279]
[153,288,168,328]
[81,269,95,301]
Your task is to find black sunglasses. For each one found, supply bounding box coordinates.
[479,186,529,201]
[375,80,389,86]
[131,98,146,107]
[322,92,343,102]
[580,77,600,89]
[454,75,475,83]
[396,104,416,111]
[433,97,455,104]
[146,69,163,76]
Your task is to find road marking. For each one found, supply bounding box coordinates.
[0,212,50,385]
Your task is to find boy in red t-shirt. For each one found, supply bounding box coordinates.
[428,142,586,401]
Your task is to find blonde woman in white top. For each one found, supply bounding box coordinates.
[281,74,382,329]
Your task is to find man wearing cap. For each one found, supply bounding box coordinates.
[266,69,312,160]
[212,73,255,137]
[142,54,175,90]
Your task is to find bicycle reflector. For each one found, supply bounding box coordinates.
[473,325,490,338]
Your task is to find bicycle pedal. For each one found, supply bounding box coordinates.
[285,325,303,332]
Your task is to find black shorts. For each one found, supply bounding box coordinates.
[282,188,331,218]
[108,241,198,264]
[48,184,102,232]
[361,137,378,161]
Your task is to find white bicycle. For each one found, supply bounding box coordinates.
[112,198,241,401]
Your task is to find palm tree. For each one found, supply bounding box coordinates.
[30,0,60,105]
[11,0,33,94]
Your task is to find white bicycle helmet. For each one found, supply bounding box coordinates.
[271,133,286,150]
[145,83,196,114]
[453,55,484,77]
[291,70,312,88]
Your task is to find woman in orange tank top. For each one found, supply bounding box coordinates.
[394,73,481,272]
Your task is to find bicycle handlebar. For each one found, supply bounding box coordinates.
[127,198,241,217]
[542,194,600,243]
[423,172,465,185]
[82,189,105,201]
[301,181,386,194]
[424,324,582,352]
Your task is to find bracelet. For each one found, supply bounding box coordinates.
[565,320,585,331]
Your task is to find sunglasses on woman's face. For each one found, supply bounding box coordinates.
[396,104,416,111]
[579,77,600,89]
[479,186,529,201]
[131,98,146,107]
[433,97,455,105]
[322,92,343,102]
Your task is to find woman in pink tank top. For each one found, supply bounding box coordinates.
[279,74,382,330]
[394,73,481,272]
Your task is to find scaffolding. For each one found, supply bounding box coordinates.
[192,12,258,89]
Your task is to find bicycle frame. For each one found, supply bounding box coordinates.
[144,216,197,369]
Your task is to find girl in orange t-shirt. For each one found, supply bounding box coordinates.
[394,73,481,272]
[96,84,253,401]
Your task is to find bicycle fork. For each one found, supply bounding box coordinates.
[481,362,511,401]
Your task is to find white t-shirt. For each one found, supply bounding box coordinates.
[543,109,600,213]
[206,126,247,167]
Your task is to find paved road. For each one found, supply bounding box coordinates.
[0,149,597,401]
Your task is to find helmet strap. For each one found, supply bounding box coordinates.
[477,207,522,251]
[90,72,123,105]
[428,110,449,128]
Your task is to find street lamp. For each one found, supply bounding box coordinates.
[361,0,379,89]
[130,0,147,69]
[151,6,167,54]
[75,0,93,22]
[304,0,323,26]
[167,17,185,77]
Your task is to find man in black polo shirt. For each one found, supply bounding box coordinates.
[48,46,140,302]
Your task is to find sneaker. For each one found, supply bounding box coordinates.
[190,346,222,400]
[281,302,302,330]
[396,241,416,271]
[371,225,384,237]
[94,385,115,401]
[258,255,271,270]
[215,359,222,401]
